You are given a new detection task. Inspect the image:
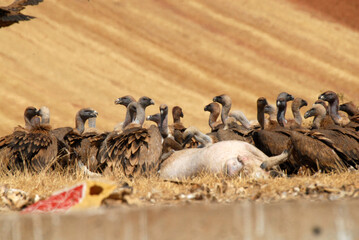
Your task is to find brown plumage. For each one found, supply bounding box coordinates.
[1,106,61,171]
[0,0,43,28]
[101,99,162,177]
[0,106,40,169]
[304,104,359,167]
[289,131,347,173]
[252,97,296,173]
[62,108,99,167]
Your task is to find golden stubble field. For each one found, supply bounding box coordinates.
[0,0,359,135]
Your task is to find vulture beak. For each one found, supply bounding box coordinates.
[180,112,184,118]
[287,94,294,101]
[318,94,326,101]
[150,99,155,105]
[304,108,315,119]
[213,96,219,102]
[301,100,308,108]
[114,98,122,104]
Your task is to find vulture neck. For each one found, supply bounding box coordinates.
[195,131,213,148]
[24,116,34,130]
[75,113,86,134]
[292,105,302,126]
[136,103,147,126]
[277,104,287,127]
[123,105,134,129]
[312,112,326,129]
[208,109,220,131]
[257,104,265,130]
[173,114,182,124]
[328,97,341,124]
[221,101,231,124]
[160,110,169,138]
[88,117,96,128]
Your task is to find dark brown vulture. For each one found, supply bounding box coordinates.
[0,0,43,28]
[100,97,162,177]
[0,106,40,169]
[62,108,99,167]
[304,104,359,168]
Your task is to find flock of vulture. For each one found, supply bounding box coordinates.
[1,90,359,179]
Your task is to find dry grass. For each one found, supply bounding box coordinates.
[2,166,359,211]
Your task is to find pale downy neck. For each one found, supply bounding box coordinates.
[123,102,137,129]
[173,111,182,124]
[292,108,302,125]
[194,130,213,148]
[277,101,287,127]
[160,108,169,138]
[229,110,251,129]
[328,97,341,124]
[135,102,146,126]
[221,101,231,124]
[257,104,265,130]
[75,112,86,134]
[312,110,326,129]
[24,116,33,130]
[88,117,96,128]
[39,106,50,124]
[209,110,220,130]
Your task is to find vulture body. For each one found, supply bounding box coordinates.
[101,97,162,177]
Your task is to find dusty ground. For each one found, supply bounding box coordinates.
[0,0,359,135]
[1,169,359,211]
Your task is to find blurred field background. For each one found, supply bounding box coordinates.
[0,0,359,135]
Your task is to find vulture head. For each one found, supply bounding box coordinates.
[24,106,40,121]
[146,113,160,125]
[172,106,184,119]
[138,96,155,108]
[160,104,168,117]
[114,95,136,107]
[277,92,294,102]
[78,108,98,122]
[257,97,268,109]
[318,91,338,104]
[292,98,308,110]
[213,94,232,106]
[276,97,287,110]
[204,102,220,113]
[304,104,326,119]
